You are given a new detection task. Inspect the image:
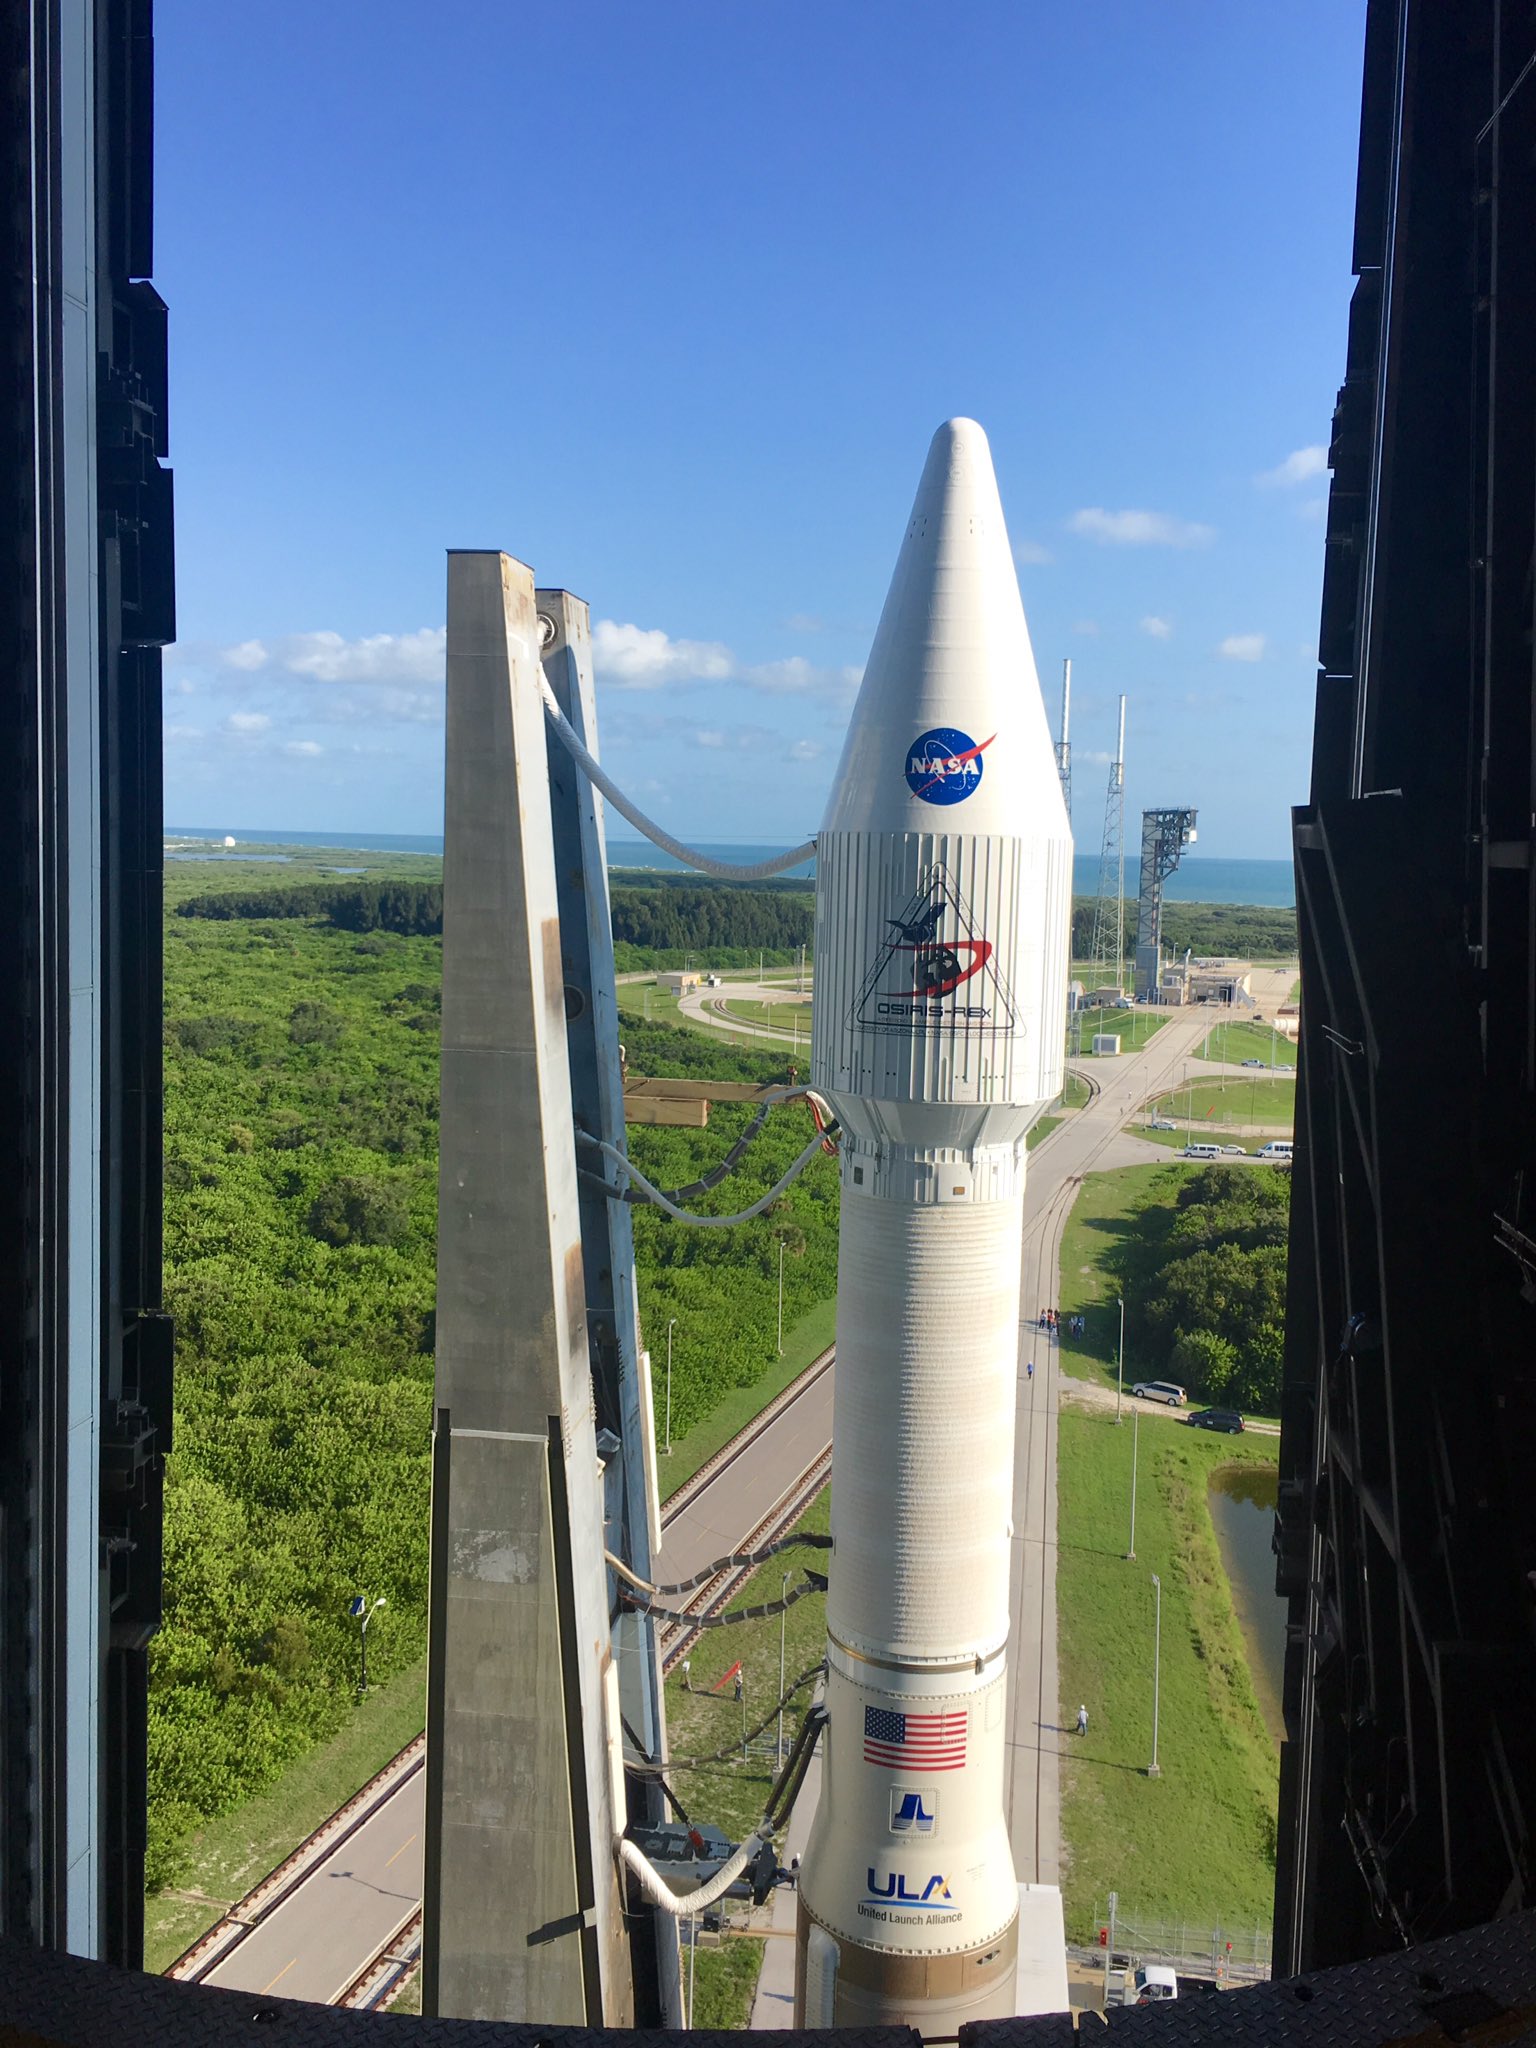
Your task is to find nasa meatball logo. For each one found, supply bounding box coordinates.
[852,865,1018,1037]
[905,727,994,805]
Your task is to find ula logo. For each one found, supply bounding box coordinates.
[905,726,994,806]
[865,1869,954,1908]
[891,1791,936,1834]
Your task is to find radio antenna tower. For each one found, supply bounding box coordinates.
[1055,659,1072,819]
[1087,696,1127,992]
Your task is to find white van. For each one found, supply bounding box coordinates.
[1134,1965,1179,2004]
[1182,1142,1222,1160]
[1255,1140,1293,1160]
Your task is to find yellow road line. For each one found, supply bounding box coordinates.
[261,1957,298,1994]
[383,1832,418,1870]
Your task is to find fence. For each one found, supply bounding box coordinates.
[1084,1901,1273,1987]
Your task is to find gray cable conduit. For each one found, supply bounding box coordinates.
[539,678,817,881]
[605,1531,831,1599]
[579,1130,827,1227]
[618,1832,764,1918]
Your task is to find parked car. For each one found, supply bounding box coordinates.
[1219,1144,1246,1155]
[1131,1380,1186,1406]
[1241,1057,1266,1068]
[1186,1408,1245,1433]
[1147,1117,1177,1131]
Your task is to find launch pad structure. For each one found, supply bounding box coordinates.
[1085,696,1127,992]
[1132,806,1198,1001]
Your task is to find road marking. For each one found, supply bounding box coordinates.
[261,1957,298,1994]
[384,1832,418,1870]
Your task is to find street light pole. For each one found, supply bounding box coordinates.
[777,1241,785,1356]
[1148,1572,1163,1777]
[1116,1297,1125,1424]
[1126,1407,1139,1561]
[665,1317,677,1454]
[350,1594,386,1693]
[777,1570,790,1769]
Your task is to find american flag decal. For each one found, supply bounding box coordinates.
[863,1705,967,1771]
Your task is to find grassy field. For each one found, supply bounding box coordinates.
[1054,1164,1197,1397]
[660,1297,837,1498]
[144,1656,428,1973]
[662,1487,832,2026]
[1195,1019,1296,1068]
[1068,1005,1168,1054]
[1028,1115,1062,1150]
[1145,1077,1296,1127]
[1055,1410,1279,1940]
[1062,1071,1094,1110]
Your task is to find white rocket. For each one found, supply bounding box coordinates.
[795,420,1072,2029]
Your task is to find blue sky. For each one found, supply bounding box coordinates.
[157,1,1365,858]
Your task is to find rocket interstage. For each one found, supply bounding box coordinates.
[794,421,1072,2029]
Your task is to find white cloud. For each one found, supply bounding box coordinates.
[280,627,447,684]
[226,710,271,735]
[743,656,862,696]
[1140,615,1173,639]
[1217,633,1266,662]
[787,738,823,762]
[1069,507,1215,549]
[164,722,204,744]
[591,618,732,688]
[1257,445,1327,488]
[221,639,269,671]
[1013,539,1054,565]
[693,729,727,749]
[283,740,323,757]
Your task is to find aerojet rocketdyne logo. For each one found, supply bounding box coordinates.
[905,727,994,805]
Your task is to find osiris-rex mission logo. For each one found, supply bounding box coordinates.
[852,866,1017,1037]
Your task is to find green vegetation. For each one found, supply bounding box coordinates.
[1070,899,1296,965]
[1147,1077,1295,1126]
[662,1487,832,2028]
[143,1656,427,1973]
[178,879,443,933]
[661,1297,836,1497]
[1056,1162,1288,1412]
[1055,1411,1279,1937]
[1028,1115,1062,1149]
[151,852,838,1900]
[1062,1071,1094,1110]
[1070,1005,1167,1053]
[611,879,812,954]
[1195,1019,1296,1067]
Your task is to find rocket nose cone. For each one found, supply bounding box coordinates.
[821,420,1068,839]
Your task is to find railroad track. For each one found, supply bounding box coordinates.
[659,1439,834,1673]
[336,1907,423,2010]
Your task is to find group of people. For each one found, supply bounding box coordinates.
[1036,1308,1086,1339]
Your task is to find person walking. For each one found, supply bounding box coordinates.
[1076,1703,1089,1737]
[1027,1359,1035,1381]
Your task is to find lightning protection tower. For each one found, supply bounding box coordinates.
[1086,696,1127,991]
[1054,658,1072,819]
[1133,807,1198,1000]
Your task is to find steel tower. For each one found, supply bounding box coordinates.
[1086,696,1126,990]
[1054,659,1072,820]
[1132,808,1198,1000]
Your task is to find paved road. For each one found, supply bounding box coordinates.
[657,1368,835,1586]
[202,1772,424,2003]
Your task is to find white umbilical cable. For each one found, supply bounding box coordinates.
[540,679,816,880]
[582,1130,827,1227]
[618,1832,763,1917]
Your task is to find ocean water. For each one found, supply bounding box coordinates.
[164,828,1295,908]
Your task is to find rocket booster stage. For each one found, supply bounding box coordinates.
[795,421,1072,2029]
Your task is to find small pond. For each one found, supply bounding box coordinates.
[1207,1465,1285,1743]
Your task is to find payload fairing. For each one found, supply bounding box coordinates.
[795,420,1072,2028]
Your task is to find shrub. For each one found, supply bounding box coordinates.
[306,1176,410,1248]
